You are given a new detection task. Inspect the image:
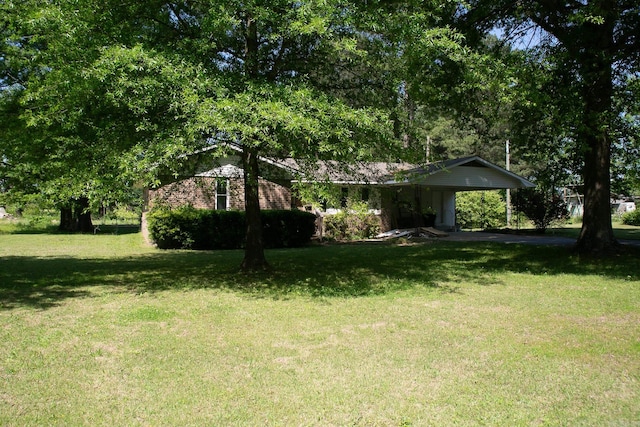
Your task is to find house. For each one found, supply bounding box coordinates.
[0,206,10,219]
[562,186,585,217]
[145,151,535,232]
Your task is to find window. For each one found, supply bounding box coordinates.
[341,187,349,208]
[361,188,370,202]
[215,179,228,210]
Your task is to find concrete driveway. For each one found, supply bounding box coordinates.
[444,231,640,247]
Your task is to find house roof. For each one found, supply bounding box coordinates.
[286,156,534,190]
[187,144,534,191]
[283,159,412,185]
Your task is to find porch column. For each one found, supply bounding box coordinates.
[439,191,456,230]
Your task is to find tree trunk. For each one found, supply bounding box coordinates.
[575,9,618,256]
[58,197,93,233]
[59,204,74,231]
[75,196,93,233]
[239,14,269,271]
[240,145,269,271]
[577,130,617,255]
[575,14,618,255]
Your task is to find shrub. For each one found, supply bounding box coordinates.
[456,191,507,230]
[621,209,640,226]
[514,188,570,231]
[262,210,317,248]
[147,205,205,249]
[199,210,247,250]
[147,206,316,250]
[324,201,381,240]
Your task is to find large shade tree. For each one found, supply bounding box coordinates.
[1,1,203,231]
[1,1,44,216]
[2,1,402,269]
[453,0,640,255]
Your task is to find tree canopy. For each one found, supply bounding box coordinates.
[2,0,639,260]
[450,0,640,254]
[1,1,403,268]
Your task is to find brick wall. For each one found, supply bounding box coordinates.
[148,176,292,211]
[148,177,215,210]
[258,180,293,210]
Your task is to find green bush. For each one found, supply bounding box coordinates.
[621,209,640,226]
[261,210,318,248]
[456,191,507,230]
[147,206,316,250]
[514,188,570,231]
[147,205,204,249]
[324,201,381,240]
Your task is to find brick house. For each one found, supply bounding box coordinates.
[146,162,293,212]
[145,152,535,232]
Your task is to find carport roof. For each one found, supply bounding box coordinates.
[381,156,536,190]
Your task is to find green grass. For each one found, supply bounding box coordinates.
[548,222,640,241]
[1,229,639,426]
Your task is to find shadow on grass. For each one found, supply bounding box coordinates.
[1,224,141,235]
[2,241,639,310]
[546,225,640,241]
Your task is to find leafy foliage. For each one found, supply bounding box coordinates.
[515,188,570,232]
[261,210,318,249]
[456,191,507,230]
[451,0,640,253]
[621,209,640,226]
[324,201,381,241]
[147,206,316,250]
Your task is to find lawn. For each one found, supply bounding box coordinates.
[548,221,640,241]
[1,227,639,426]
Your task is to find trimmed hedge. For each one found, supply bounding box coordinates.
[261,209,317,248]
[147,205,316,250]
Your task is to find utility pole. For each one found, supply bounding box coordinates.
[506,139,511,227]
[426,135,431,163]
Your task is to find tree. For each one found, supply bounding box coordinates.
[2,9,204,231]
[454,1,640,255]
[0,1,42,216]
[1,1,155,231]
[2,1,397,268]
[515,187,570,232]
[611,75,640,197]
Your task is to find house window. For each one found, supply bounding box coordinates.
[341,187,349,208]
[361,188,370,203]
[215,179,228,210]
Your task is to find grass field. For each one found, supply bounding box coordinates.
[1,226,639,426]
[548,221,640,241]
